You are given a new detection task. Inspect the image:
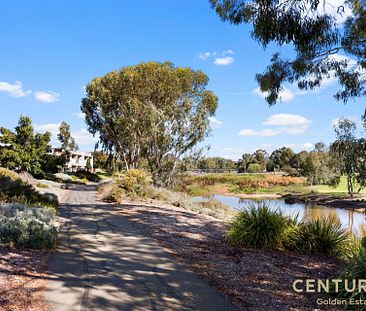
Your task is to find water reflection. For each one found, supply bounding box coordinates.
[196,195,366,237]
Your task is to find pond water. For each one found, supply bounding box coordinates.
[195,195,366,237]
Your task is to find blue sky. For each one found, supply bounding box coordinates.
[0,0,364,160]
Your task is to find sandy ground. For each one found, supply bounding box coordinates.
[115,200,344,311]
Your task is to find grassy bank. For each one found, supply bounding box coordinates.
[175,173,366,198]
[175,173,305,196]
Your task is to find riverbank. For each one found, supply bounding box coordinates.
[283,193,366,211]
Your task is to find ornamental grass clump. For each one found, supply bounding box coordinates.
[226,202,290,249]
[333,240,366,308]
[285,216,351,259]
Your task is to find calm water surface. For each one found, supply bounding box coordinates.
[195,195,366,237]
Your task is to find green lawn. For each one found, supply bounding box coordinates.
[306,177,366,195]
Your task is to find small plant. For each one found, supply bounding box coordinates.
[36,183,49,188]
[0,203,57,249]
[226,202,290,249]
[285,216,350,258]
[117,169,148,198]
[334,241,366,309]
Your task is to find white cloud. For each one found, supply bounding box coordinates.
[199,52,211,60]
[35,123,97,149]
[238,128,281,137]
[263,113,312,127]
[72,128,97,146]
[74,112,85,119]
[238,113,312,138]
[34,91,59,103]
[198,50,235,66]
[285,143,314,151]
[208,116,223,128]
[253,87,295,103]
[34,123,60,135]
[331,116,362,129]
[0,80,31,97]
[321,0,353,24]
[214,56,234,66]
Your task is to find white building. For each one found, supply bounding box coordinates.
[51,148,93,172]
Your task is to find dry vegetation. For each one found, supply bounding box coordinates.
[176,173,305,196]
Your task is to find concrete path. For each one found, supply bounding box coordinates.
[46,185,239,311]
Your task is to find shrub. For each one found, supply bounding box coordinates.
[0,167,20,181]
[36,183,49,188]
[247,163,263,173]
[194,199,235,220]
[117,169,148,198]
[285,216,350,258]
[334,242,366,309]
[0,203,57,249]
[226,203,290,249]
[0,173,58,210]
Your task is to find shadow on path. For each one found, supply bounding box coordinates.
[46,186,238,311]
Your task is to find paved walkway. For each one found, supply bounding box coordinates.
[46,185,239,311]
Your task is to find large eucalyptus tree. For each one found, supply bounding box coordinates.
[81,61,218,186]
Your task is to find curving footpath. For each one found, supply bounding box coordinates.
[46,184,239,311]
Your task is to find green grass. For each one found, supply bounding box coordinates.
[226,202,292,249]
[307,176,366,194]
[96,170,114,180]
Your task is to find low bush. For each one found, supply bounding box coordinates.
[226,203,291,249]
[0,169,58,210]
[194,199,235,220]
[247,163,263,173]
[36,182,49,188]
[116,169,148,198]
[285,216,350,259]
[0,167,20,181]
[0,203,57,249]
[334,241,366,309]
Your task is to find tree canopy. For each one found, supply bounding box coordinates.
[0,116,52,175]
[58,121,78,151]
[210,0,366,105]
[330,117,366,195]
[81,61,218,186]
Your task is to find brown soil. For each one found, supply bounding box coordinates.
[0,249,50,311]
[116,201,343,311]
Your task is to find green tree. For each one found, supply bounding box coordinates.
[58,121,78,151]
[0,116,52,175]
[237,153,256,173]
[269,147,295,172]
[330,117,366,196]
[81,61,218,186]
[211,0,366,105]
